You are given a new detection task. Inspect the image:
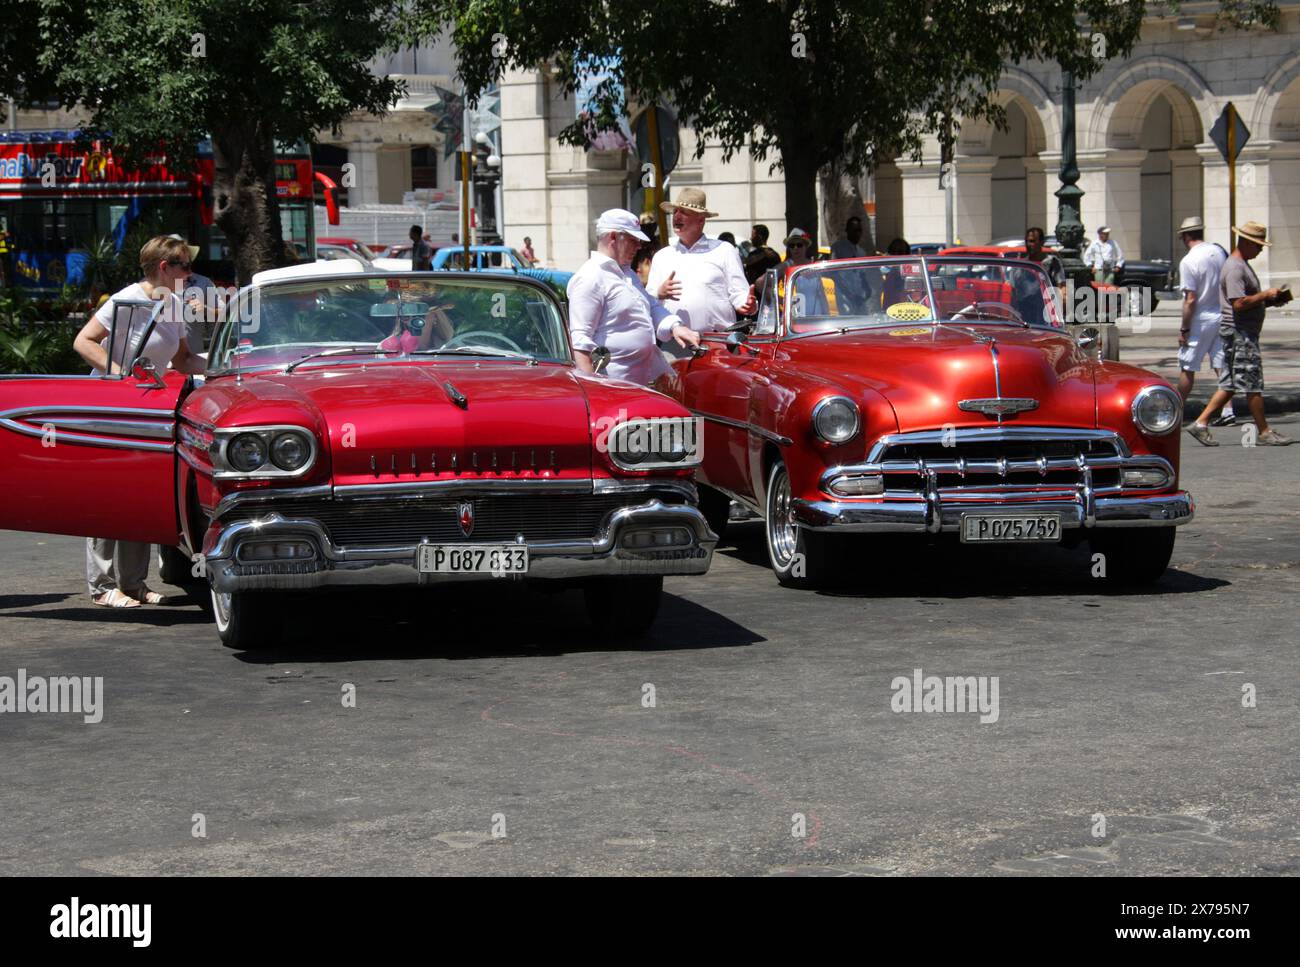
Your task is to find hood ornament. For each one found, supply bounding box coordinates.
[959,398,1039,419]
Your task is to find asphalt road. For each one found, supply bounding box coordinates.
[1,416,1297,876]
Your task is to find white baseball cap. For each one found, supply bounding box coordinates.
[595,209,650,242]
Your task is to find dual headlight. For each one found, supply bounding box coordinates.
[1131,386,1181,436]
[812,396,860,445]
[607,417,702,471]
[213,426,316,477]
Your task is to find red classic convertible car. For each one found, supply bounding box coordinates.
[664,254,1192,587]
[0,263,715,647]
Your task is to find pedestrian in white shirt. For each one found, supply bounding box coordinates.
[568,209,700,386]
[1083,226,1124,284]
[1174,215,1234,424]
[647,188,756,342]
[72,235,206,608]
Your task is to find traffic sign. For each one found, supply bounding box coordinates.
[1210,103,1250,163]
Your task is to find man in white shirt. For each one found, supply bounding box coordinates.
[1083,226,1124,283]
[568,209,700,386]
[1175,215,1233,424]
[647,188,756,341]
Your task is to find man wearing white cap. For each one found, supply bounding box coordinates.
[647,188,756,338]
[568,209,700,386]
[1083,226,1124,284]
[1173,216,1233,423]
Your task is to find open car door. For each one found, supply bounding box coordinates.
[0,299,186,544]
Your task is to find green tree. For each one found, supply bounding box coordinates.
[2,1,404,283]
[413,0,1278,246]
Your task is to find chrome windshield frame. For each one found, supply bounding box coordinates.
[207,269,570,378]
[780,255,1062,340]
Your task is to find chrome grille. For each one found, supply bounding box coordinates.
[879,436,1123,493]
[222,493,677,548]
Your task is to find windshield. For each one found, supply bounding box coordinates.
[210,274,569,371]
[785,257,1064,333]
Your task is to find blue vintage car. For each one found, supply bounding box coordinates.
[430,245,572,297]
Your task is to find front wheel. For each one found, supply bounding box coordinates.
[212,588,286,650]
[157,544,202,588]
[584,576,664,638]
[765,461,838,588]
[1089,527,1176,586]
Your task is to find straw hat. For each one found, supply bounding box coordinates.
[1233,220,1271,247]
[1178,215,1205,234]
[660,187,718,218]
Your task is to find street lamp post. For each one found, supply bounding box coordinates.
[1053,68,1088,285]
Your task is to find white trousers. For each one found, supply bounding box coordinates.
[86,538,150,598]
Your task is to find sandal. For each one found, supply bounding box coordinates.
[127,586,166,605]
[94,589,141,609]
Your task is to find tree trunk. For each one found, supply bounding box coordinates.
[211,123,288,286]
[779,139,821,248]
[819,161,874,253]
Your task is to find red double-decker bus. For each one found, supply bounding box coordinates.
[0,131,317,292]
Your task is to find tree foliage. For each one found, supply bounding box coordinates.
[413,0,1279,242]
[3,1,405,282]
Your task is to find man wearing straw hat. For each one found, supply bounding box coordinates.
[647,188,756,341]
[1188,220,1293,446]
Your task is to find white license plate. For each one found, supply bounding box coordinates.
[416,545,529,575]
[960,514,1061,543]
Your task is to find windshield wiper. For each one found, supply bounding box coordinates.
[284,346,401,373]
[411,346,534,360]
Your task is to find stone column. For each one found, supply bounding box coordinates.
[345,142,383,207]
[500,67,552,263]
[952,155,997,245]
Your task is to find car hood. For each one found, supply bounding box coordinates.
[778,325,1097,430]
[210,363,597,486]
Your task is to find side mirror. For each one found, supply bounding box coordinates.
[726,331,749,354]
[591,346,611,374]
[133,357,167,389]
[1076,326,1099,349]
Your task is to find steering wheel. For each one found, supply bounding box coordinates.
[442,330,525,353]
[951,301,1026,324]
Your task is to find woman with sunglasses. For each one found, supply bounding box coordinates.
[72,235,206,608]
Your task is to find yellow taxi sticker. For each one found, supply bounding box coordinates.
[887,326,931,336]
[885,302,933,323]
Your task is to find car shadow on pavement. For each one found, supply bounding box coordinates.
[230,585,764,663]
[720,521,1228,599]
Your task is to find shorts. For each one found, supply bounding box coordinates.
[1178,316,1224,372]
[1217,325,1264,393]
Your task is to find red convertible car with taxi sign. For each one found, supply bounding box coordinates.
[665,254,1191,587]
[0,263,715,648]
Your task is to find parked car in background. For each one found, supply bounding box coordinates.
[430,245,572,295]
[989,235,1174,311]
[663,254,1191,588]
[0,263,716,648]
[316,237,379,265]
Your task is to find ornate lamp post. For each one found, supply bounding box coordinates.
[1053,68,1089,287]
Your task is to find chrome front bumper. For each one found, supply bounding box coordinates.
[204,499,716,592]
[792,490,1194,533]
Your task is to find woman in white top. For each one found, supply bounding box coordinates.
[72,235,206,608]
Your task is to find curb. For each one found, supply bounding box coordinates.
[1183,391,1300,421]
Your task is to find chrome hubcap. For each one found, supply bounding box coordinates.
[767,468,798,567]
[212,588,232,629]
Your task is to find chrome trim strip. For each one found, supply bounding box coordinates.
[35,416,174,440]
[0,418,174,453]
[690,409,793,447]
[333,477,596,499]
[592,477,698,501]
[0,404,176,420]
[213,484,335,519]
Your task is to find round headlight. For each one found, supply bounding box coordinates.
[1132,386,1181,435]
[227,433,268,472]
[270,431,311,471]
[813,396,860,444]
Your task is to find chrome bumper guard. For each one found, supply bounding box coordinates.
[204,499,717,592]
[792,490,1193,533]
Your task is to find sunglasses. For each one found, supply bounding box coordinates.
[167,259,192,270]
[788,242,808,248]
